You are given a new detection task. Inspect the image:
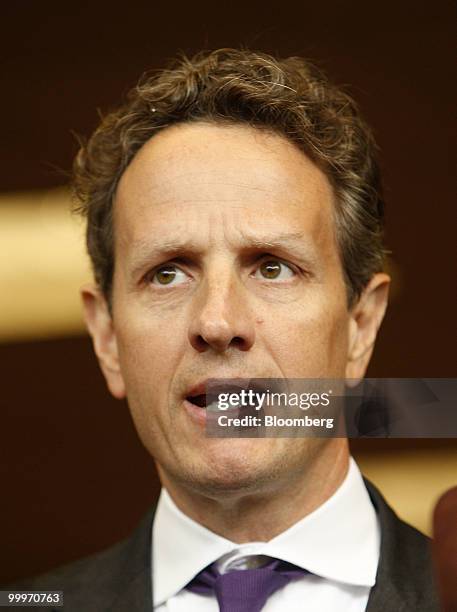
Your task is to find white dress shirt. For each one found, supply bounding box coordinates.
[153,457,380,611]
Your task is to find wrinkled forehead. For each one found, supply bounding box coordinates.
[113,122,338,258]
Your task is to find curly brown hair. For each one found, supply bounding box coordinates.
[73,48,386,306]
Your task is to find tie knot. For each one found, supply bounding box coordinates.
[186,557,307,612]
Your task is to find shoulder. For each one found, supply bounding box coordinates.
[364,479,440,612]
[4,510,154,612]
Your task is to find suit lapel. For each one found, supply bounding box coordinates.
[108,508,156,612]
[364,479,438,612]
[364,479,408,611]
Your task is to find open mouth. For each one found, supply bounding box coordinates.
[186,393,235,411]
[185,381,273,412]
[186,394,208,408]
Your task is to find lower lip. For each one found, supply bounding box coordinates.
[183,399,207,426]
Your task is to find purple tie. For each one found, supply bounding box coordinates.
[186,557,307,612]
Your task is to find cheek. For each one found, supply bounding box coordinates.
[115,309,186,400]
[259,299,349,377]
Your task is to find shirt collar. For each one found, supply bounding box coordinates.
[152,457,380,605]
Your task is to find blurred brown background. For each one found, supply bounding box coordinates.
[1,0,456,585]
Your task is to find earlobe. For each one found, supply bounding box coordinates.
[345,273,390,382]
[80,284,126,399]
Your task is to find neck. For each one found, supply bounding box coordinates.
[158,440,350,542]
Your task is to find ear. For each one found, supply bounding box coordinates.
[346,273,390,382]
[80,283,126,399]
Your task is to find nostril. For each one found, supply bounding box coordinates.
[192,335,210,352]
[231,336,247,349]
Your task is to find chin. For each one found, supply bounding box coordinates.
[175,438,292,496]
[187,467,271,498]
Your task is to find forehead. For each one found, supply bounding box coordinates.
[113,122,338,261]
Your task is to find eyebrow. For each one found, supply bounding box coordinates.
[242,231,313,251]
[128,238,206,277]
[127,231,320,277]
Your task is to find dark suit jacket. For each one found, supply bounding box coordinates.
[6,480,440,611]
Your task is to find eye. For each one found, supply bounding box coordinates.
[255,259,295,281]
[150,265,189,286]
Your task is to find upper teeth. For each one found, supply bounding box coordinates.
[206,400,226,412]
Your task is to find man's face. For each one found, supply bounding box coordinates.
[88,122,385,495]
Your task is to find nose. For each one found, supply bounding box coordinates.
[188,270,256,354]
